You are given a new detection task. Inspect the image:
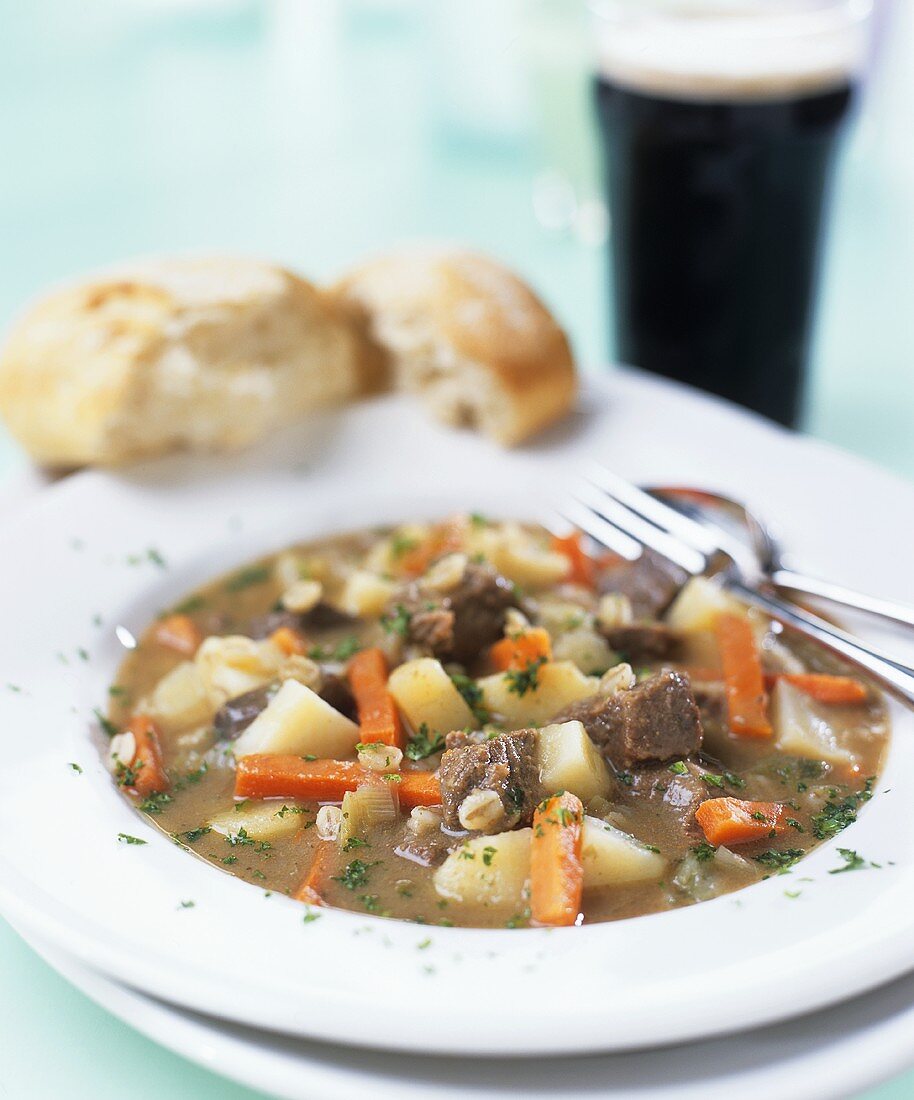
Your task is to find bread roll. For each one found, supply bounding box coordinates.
[0,256,383,466]
[333,248,577,445]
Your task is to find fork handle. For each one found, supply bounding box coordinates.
[727,579,914,707]
[770,568,914,631]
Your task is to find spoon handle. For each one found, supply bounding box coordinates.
[770,568,914,630]
[728,580,914,707]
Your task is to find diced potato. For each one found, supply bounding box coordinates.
[233,679,359,758]
[537,721,613,803]
[147,661,213,733]
[551,627,616,675]
[533,597,592,637]
[770,679,855,766]
[209,800,308,843]
[337,570,396,618]
[665,576,743,633]
[478,661,600,727]
[195,635,283,704]
[434,829,532,910]
[387,658,475,734]
[581,817,666,889]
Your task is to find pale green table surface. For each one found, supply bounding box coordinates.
[1,3,912,1098]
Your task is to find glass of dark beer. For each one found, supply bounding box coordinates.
[591,0,873,426]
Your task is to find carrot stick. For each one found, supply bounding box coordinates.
[294,842,336,905]
[127,714,170,796]
[490,628,553,672]
[153,614,202,657]
[551,531,597,589]
[347,647,405,748]
[696,797,787,846]
[398,770,443,809]
[714,613,772,738]
[685,667,868,706]
[234,755,443,807]
[235,756,366,801]
[271,625,308,657]
[773,673,868,705]
[531,792,584,927]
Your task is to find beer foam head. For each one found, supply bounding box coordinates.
[591,0,872,101]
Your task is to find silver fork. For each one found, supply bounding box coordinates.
[557,462,914,708]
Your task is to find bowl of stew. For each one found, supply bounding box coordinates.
[106,514,888,929]
[0,381,911,1055]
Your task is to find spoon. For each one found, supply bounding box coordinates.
[651,486,914,631]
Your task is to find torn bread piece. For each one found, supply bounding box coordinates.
[333,247,577,446]
[0,255,384,466]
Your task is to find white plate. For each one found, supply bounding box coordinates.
[1,375,914,1057]
[12,915,914,1100]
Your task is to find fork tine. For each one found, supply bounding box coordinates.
[570,480,706,575]
[551,501,643,561]
[584,461,721,555]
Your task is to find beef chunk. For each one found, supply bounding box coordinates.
[438,729,542,831]
[395,826,461,868]
[214,684,274,739]
[248,602,355,640]
[318,672,357,722]
[444,729,490,751]
[627,760,709,849]
[600,549,687,619]
[396,561,517,665]
[554,670,703,769]
[603,622,680,663]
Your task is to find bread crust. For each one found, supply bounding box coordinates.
[333,248,577,445]
[0,256,378,466]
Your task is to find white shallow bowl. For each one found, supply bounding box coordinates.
[1,375,914,1057]
[12,915,914,1100]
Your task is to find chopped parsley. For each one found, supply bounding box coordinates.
[333,859,378,891]
[390,533,420,558]
[828,848,872,874]
[68,762,83,774]
[405,723,445,761]
[360,894,390,915]
[811,780,874,840]
[93,708,119,738]
[342,836,369,852]
[225,565,271,592]
[307,636,363,662]
[668,761,688,775]
[505,908,531,929]
[117,833,146,845]
[482,846,496,867]
[178,826,212,843]
[691,841,717,862]
[504,656,546,697]
[302,909,321,924]
[449,672,490,724]
[178,900,195,909]
[381,604,412,638]
[172,595,207,615]
[139,790,174,815]
[754,848,805,870]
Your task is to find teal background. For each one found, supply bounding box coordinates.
[0,2,912,1096]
